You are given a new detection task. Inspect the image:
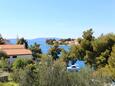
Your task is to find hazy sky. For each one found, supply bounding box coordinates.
[0,0,115,39]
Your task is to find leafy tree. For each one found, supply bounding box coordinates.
[84,50,95,67]
[77,37,82,44]
[92,33,115,56]
[80,39,93,51]
[69,45,84,61]
[92,39,107,55]
[0,51,7,60]
[80,30,115,69]
[82,28,94,41]
[72,29,94,68]
[92,33,115,68]
[0,51,8,71]
[0,34,5,44]
[60,49,70,64]
[107,45,115,79]
[48,42,62,60]
[108,45,115,67]
[96,49,110,68]
[29,43,42,60]
[95,46,115,81]
[16,38,28,49]
[46,39,56,45]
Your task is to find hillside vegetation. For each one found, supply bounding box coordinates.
[0,29,115,86]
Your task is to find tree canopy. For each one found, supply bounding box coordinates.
[16,38,28,49]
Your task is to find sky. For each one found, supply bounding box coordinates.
[0,0,115,39]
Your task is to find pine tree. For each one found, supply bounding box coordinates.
[29,43,42,60]
[0,34,5,44]
[108,45,115,68]
[17,38,28,49]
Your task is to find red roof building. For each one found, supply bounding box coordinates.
[0,45,32,56]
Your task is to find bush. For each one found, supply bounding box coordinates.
[11,59,107,86]
[0,82,18,86]
[0,51,8,59]
[11,66,36,86]
[10,69,24,83]
[12,58,33,69]
[0,58,8,69]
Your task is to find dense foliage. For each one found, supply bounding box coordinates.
[16,38,28,49]
[12,58,34,69]
[46,38,75,45]
[46,39,56,45]
[0,29,115,86]
[29,43,42,60]
[62,29,115,69]
[48,42,62,60]
[0,34,5,44]
[11,58,107,86]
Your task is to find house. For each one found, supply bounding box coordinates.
[0,45,32,63]
[0,45,32,56]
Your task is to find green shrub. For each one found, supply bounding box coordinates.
[12,58,33,69]
[11,59,107,86]
[0,82,18,86]
[0,58,8,69]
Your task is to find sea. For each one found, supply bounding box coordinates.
[9,38,85,68]
[9,38,70,53]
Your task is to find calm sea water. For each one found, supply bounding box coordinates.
[10,39,84,68]
[27,39,70,53]
[10,39,70,53]
[32,42,69,53]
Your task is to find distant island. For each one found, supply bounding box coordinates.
[46,38,79,45]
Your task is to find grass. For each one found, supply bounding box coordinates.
[0,82,19,86]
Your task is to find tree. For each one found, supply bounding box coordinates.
[108,45,115,67]
[16,38,28,49]
[84,50,95,67]
[92,33,115,68]
[94,45,115,81]
[80,30,115,69]
[0,34,5,44]
[96,49,110,68]
[29,43,42,60]
[80,39,93,51]
[46,39,56,45]
[107,45,115,80]
[0,51,7,60]
[82,28,94,41]
[69,45,85,61]
[60,49,69,64]
[77,37,82,44]
[74,29,94,67]
[48,42,62,60]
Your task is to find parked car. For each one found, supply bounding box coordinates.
[111,80,115,86]
[67,65,80,72]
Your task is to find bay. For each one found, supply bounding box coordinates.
[9,38,69,53]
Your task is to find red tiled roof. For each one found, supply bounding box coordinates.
[0,45,24,49]
[0,45,32,56]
